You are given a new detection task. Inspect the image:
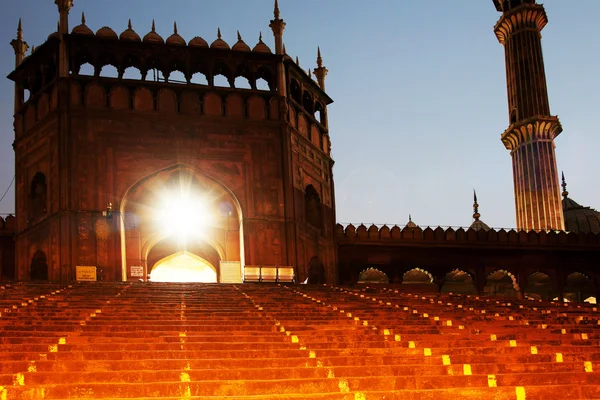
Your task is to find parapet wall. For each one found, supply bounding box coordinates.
[335,223,600,247]
[0,216,16,234]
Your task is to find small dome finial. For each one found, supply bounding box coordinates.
[317,46,323,68]
[473,189,481,221]
[17,18,23,40]
[259,31,263,42]
[81,12,86,25]
[237,30,242,41]
[174,21,178,34]
[152,19,156,32]
[128,19,132,29]
[274,0,281,19]
[295,56,299,65]
[561,171,569,198]
[218,27,222,39]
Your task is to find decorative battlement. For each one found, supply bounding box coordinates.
[0,216,16,234]
[335,223,599,247]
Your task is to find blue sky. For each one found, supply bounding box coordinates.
[0,1,598,229]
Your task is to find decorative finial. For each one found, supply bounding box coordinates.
[81,12,86,25]
[259,31,263,42]
[218,27,222,39]
[128,19,132,30]
[17,18,23,40]
[152,20,156,32]
[317,46,322,68]
[237,30,242,41]
[473,189,480,221]
[409,214,412,223]
[295,56,299,65]
[274,0,281,19]
[561,172,569,198]
[308,69,312,78]
[174,22,178,34]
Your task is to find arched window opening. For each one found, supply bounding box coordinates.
[565,272,595,303]
[213,74,230,88]
[44,62,57,84]
[441,269,476,294]
[402,268,434,284]
[256,78,270,91]
[78,62,95,76]
[123,67,143,80]
[484,269,520,298]
[167,70,187,84]
[304,185,322,230]
[30,172,47,220]
[30,250,48,281]
[302,91,314,114]
[234,76,252,89]
[524,271,552,301]
[24,89,31,102]
[510,108,518,124]
[314,103,324,124]
[358,268,389,284]
[190,72,208,85]
[308,256,325,284]
[99,65,119,78]
[290,79,301,103]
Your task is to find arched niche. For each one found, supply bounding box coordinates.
[402,268,434,284]
[484,269,520,299]
[441,269,477,294]
[30,250,48,281]
[358,267,389,284]
[119,165,244,282]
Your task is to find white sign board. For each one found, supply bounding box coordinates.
[76,266,97,282]
[220,261,242,283]
[130,266,144,277]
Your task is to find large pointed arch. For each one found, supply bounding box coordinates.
[119,164,244,281]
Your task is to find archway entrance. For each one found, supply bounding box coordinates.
[150,252,217,283]
[120,165,243,282]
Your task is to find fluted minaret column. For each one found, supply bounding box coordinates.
[269,0,287,103]
[10,19,29,113]
[493,0,564,231]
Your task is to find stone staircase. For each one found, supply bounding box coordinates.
[0,282,599,399]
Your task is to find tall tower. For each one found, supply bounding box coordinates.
[493,0,564,231]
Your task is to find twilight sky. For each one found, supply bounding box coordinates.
[0,1,598,229]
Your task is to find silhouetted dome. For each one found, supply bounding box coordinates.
[166,23,186,46]
[406,216,417,228]
[188,36,208,48]
[72,13,94,36]
[211,29,230,50]
[232,32,251,52]
[120,20,141,42]
[563,196,600,234]
[253,34,272,54]
[96,27,118,40]
[143,22,164,44]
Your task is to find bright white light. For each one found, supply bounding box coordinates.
[158,192,212,243]
[150,253,217,283]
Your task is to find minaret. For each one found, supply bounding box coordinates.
[313,47,328,91]
[493,0,564,231]
[10,19,29,113]
[269,0,287,101]
[55,0,73,77]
